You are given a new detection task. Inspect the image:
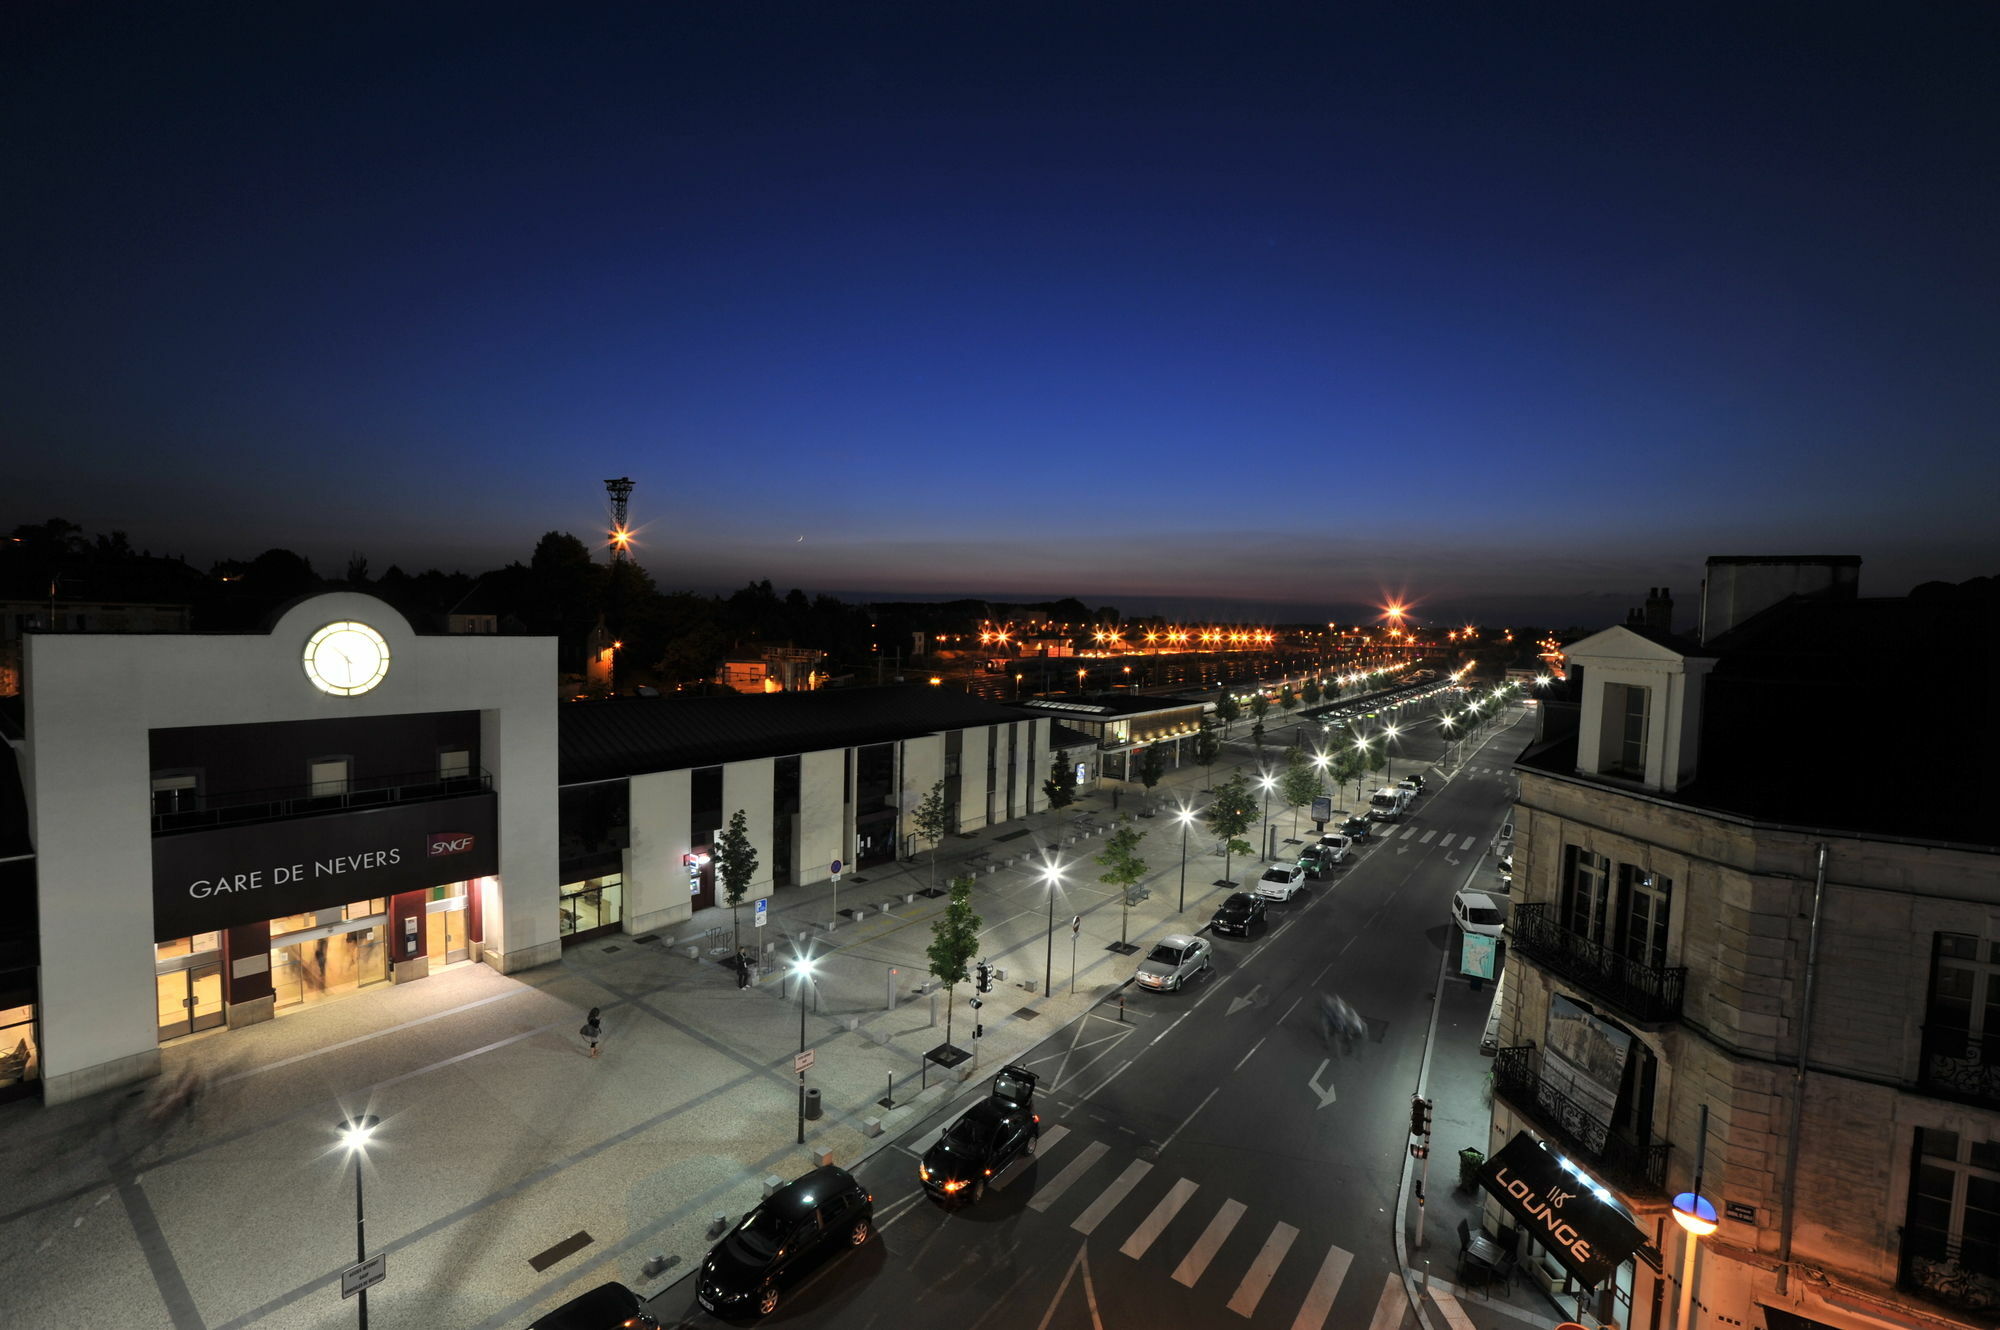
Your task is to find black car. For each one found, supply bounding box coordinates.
[530,1282,661,1329]
[1210,891,1267,936]
[920,1094,1040,1203]
[1340,815,1373,842]
[696,1165,874,1318]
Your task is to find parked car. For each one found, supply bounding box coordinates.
[1368,786,1413,821]
[1296,845,1337,880]
[1315,833,1353,863]
[696,1165,874,1318]
[529,1282,661,1330]
[1135,933,1214,991]
[1340,815,1373,842]
[1398,772,1429,795]
[920,1091,1040,1204]
[1210,891,1267,935]
[1452,889,1506,938]
[1255,862,1307,901]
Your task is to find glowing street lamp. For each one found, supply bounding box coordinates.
[1671,1104,1717,1330]
[792,955,816,1143]
[1258,773,1276,860]
[333,1114,382,1329]
[1041,863,1063,996]
[1175,805,1197,911]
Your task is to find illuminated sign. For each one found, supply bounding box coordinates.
[1477,1133,1645,1287]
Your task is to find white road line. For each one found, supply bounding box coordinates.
[1430,1286,1479,1330]
[994,1123,1069,1190]
[1232,1036,1267,1072]
[1399,826,1418,839]
[1461,836,1476,850]
[1028,1139,1108,1212]
[1226,1220,1298,1315]
[1158,1085,1219,1156]
[1290,1243,1355,1330]
[1366,1271,1410,1330]
[1172,1198,1246,1286]
[1072,1158,1153,1235]
[1418,830,1437,844]
[1120,1178,1199,1259]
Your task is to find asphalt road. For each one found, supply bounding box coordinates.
[660,709,1529,1330]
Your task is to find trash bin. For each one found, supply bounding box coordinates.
[804,1087,823,1121]
[1458,1146,1485,1190]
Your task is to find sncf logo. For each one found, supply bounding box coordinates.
[427,832,476,857]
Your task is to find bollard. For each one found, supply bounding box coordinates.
[707,1214,729,1238]
[1118,994,1126,1022]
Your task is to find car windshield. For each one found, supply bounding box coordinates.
[944,1116,996,1149]
[1260,868,1290,882]
[1146,944,1185,965]
[1220,895,1251,913]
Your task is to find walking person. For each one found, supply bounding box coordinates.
[580,1007,603,1058]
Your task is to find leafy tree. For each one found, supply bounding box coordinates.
[1301,678,1322,707]
[1212,692,1240,739]
[1192,721,1221,782]
[1096,817,1150,949]
[1042,754,1077,836]
[925,876,983,1050]
[716,810,760,965]
[1279,747,1323,839]
[1137,746,1165,806]
[1251,719,1266,749]
[1332,748,1366,811]
[1279,684,1297,713]
[1250,693,1272,726]
[1202,774,1259,885]
[912,778,952,891]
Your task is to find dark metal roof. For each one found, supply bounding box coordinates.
[559,686,1043,784]
[1048,723,1099,751]
[1014,693,1205,720]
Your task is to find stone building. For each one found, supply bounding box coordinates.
[1483,557,2000,1330]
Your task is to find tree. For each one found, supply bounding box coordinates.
[1250,693,1272,727]
[1332,748,1365,811]
[1193,720,1221,780]
[716,810,760,966]
[1137,746,1165,809]
[1043,754,1077,836]
[1251,719,1266,749]
[1279,747,1322,839]
[1213,693,1240,739]
[1202,774,1259,885]
[1279,684,1297,713]
[1096,818,1150,950]
[926,876,983,1052]
[912,778,952,891]
[1301,678,1323,707]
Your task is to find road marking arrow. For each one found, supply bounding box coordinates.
[1227,983,1266,1016]
[1444,854,1460,865]
[1307,1059,1339,1109]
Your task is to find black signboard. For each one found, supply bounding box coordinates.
[1477,1132,1646,1288]
[152,794,498,940]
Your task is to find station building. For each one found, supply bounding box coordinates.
[0,592,1054,1105]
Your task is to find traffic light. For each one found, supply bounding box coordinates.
[1409,1095,1433,1139]
[976,959,993,993]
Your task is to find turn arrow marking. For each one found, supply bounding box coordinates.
[1226,983,1266,1016]
[1306,1059,1339,1109]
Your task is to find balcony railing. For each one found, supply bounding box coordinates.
[1918,1023,2000,1109]
[1491,1044,1672,1195]
[1901,1222,2000,1318]
[1508,902,1688,1025]
[152,769,493,834]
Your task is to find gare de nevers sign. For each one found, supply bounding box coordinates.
[151,794,498,941]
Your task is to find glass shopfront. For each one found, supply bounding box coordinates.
[155,933,227,1040]
[560,873,623,943]
[271,899,393,1010]
[425,881,471,963]
[0,1000,41,1103]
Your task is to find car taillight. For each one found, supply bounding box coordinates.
[1032,1113,1040,1123]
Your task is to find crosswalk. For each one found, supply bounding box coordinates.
[1365,825,1483,852]
[946,1120,1390,1326]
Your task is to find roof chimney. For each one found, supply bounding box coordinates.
[1645,587,1674,634]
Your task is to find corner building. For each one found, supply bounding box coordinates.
[23,592,556,1103]
[1486,559,2000,1330]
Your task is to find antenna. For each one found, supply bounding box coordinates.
[604,476,636,562]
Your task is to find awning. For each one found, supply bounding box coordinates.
[1477,1132,1647,1287]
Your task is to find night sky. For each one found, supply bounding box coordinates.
[8,3,1996,625]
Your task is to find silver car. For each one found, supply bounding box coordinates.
[1135,933,1213,991]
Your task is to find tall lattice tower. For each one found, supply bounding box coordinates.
[603,476,636,562]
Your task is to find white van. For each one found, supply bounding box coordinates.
[1368,786,1413,821]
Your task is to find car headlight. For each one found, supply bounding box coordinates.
[942,1179,968,1193]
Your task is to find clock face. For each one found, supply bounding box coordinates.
[303,621,391,696]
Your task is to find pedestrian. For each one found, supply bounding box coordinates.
[580,1007,602,1058]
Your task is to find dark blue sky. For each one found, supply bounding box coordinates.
[8,3,1996,624]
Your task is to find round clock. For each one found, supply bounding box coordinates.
[303,621,391,696]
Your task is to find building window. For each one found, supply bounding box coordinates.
[438,748,470,781]
[1560,845,1612,943]
[151,774,199,817]
[1929,934,2000,1059]
[309,757,351,798]
[1616,866,1672,970]
[1906,1127,2000,1304]
[1601,683,1650,776]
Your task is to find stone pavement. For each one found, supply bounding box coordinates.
[3,685,1443,1329]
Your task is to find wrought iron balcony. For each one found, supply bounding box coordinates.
[1507,902,1688,1025]
[1901,1222,2000,1319]
[152,769,493,834]
[1491,1045,1672,1195]
[1918,1023,2000,1109]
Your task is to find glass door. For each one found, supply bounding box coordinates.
[156,965,224,1041]
[425,908,469,964]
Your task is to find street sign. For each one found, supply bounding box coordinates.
[1070,914,1081,936]
[1310,795,1332,822]
[830,858,843,880]
[794,1048,815,1074]
[1461,932,1497,980]
[754,899,768,928]
[340,1253,386,1299]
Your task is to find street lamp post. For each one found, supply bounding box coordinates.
[336,1114,381,1330]
[1672,1104,1718,1330]
[792,957,814,1144]
[1176,806,1195,911]
[1258,774,1275,861]
[1042,865,1061,996]
[1382,724,1400,784]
